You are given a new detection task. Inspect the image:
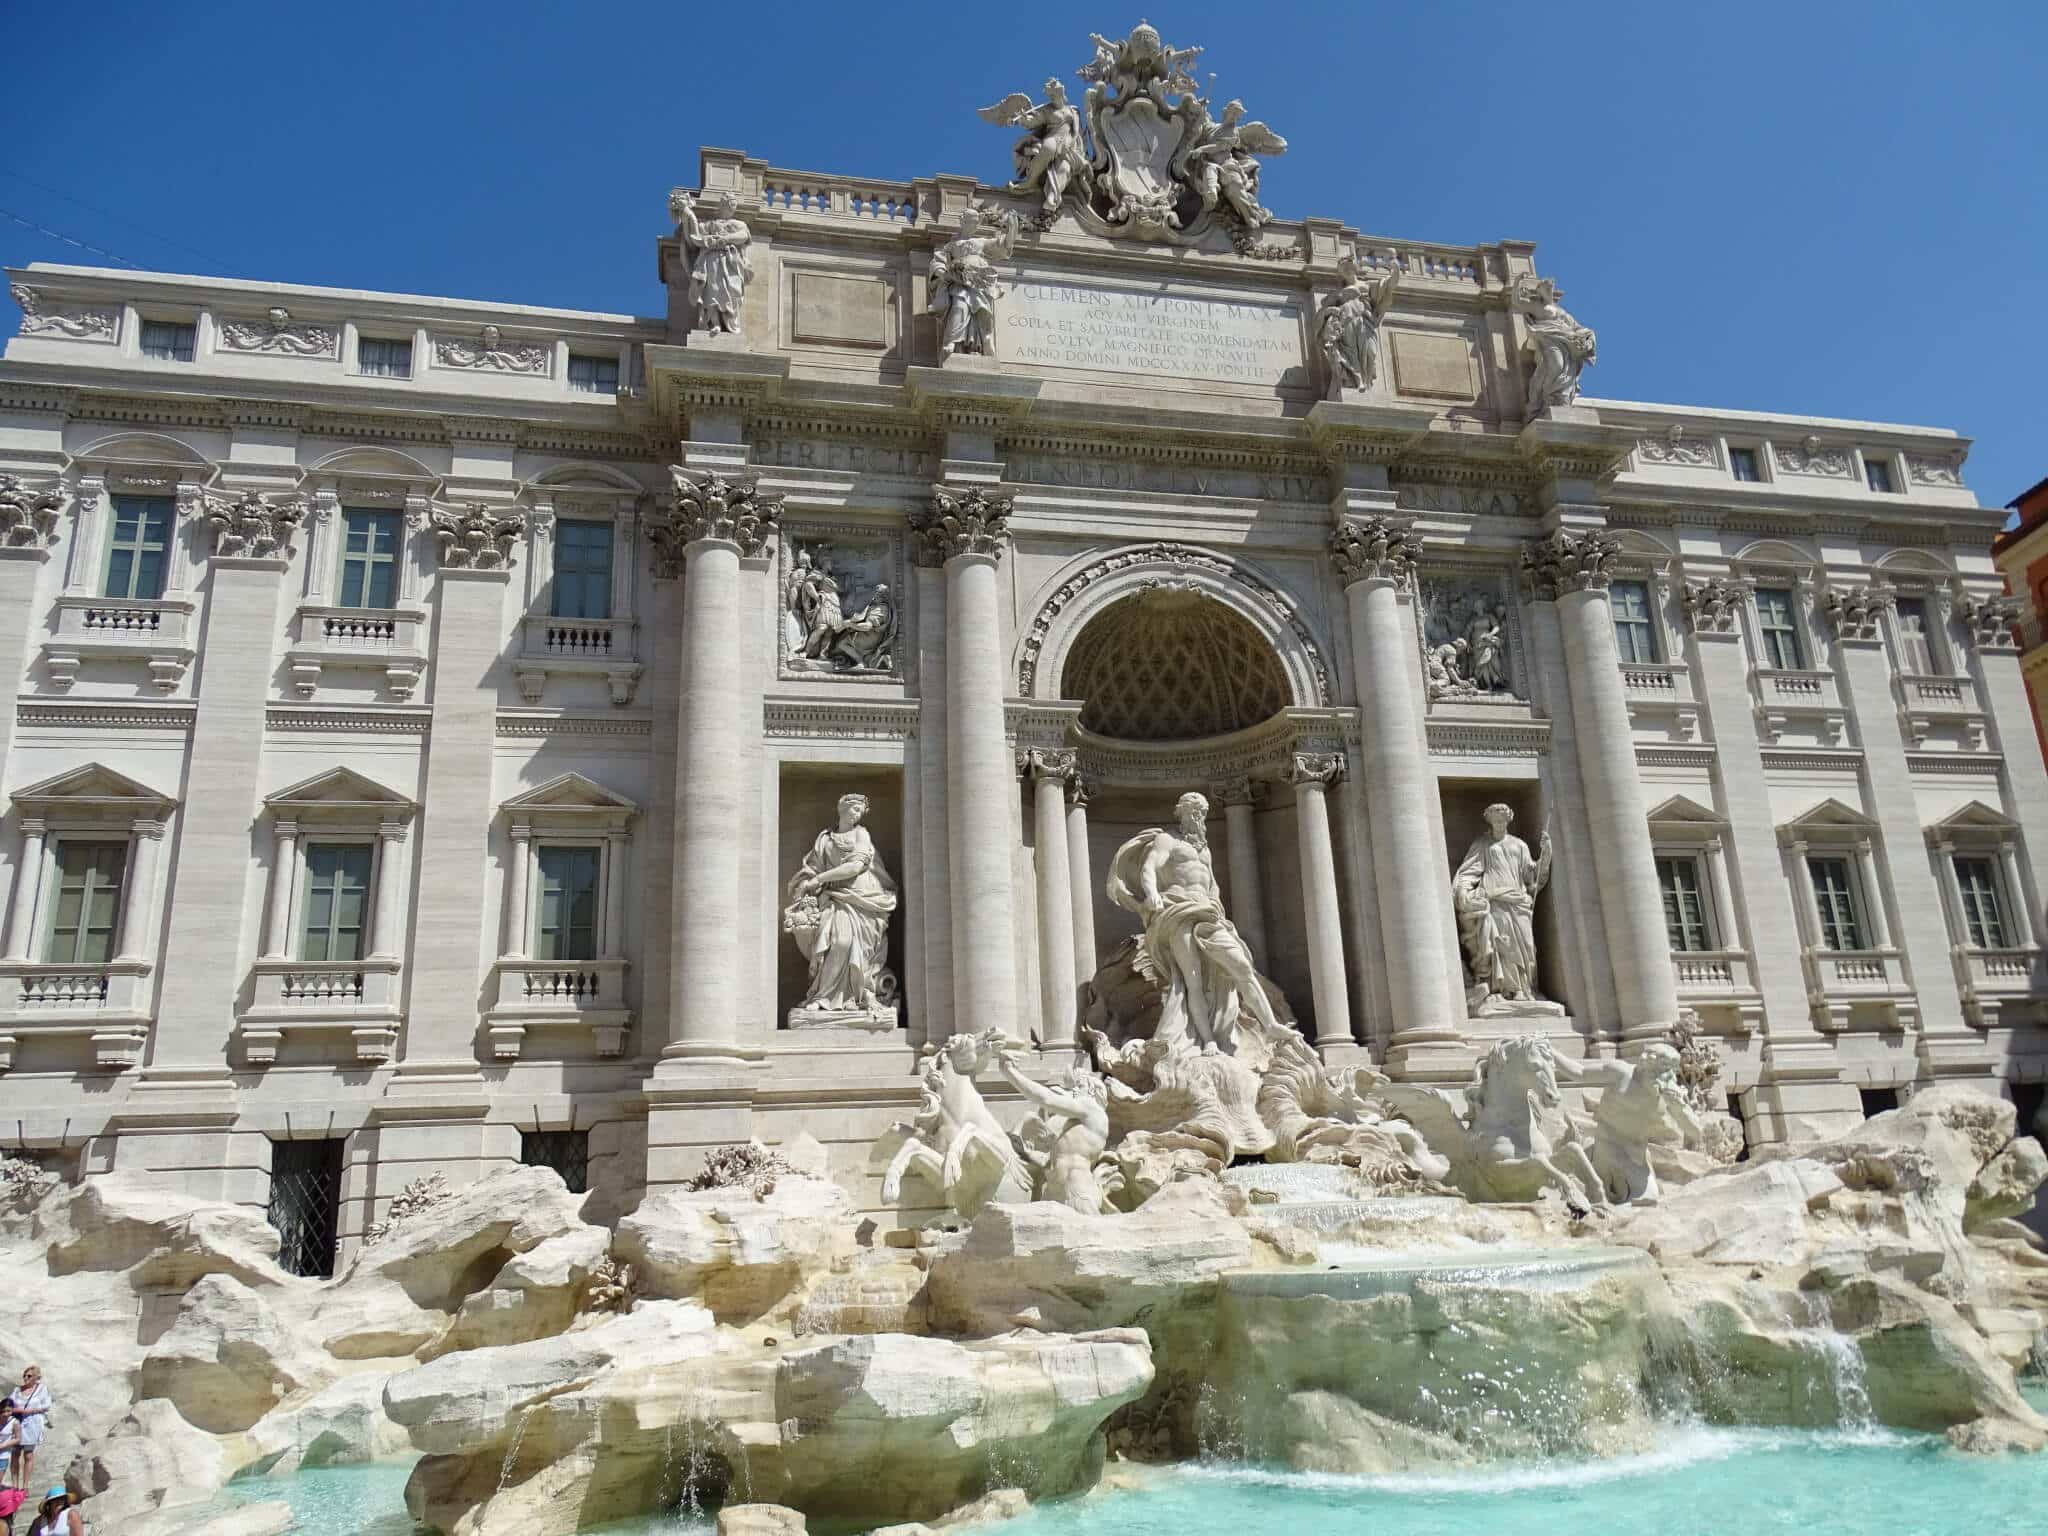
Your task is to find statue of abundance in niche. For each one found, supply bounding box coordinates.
[1107,791,1283,1054]
[782,793,900,1029]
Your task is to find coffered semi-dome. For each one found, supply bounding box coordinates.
[1062,587,1290,741]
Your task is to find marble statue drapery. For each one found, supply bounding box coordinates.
[784,796,898,1019]
[1453,804,1553,1010]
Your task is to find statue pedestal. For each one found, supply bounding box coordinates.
[786,1004,900,1036]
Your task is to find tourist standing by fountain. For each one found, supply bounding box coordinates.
[1,1370,47,1494]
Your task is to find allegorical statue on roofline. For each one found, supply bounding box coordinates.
[978,21,1289,254]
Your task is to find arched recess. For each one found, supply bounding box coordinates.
[1872,547,1955,580]
[305,445,439,481]
[1732,537,1817,570]
[71,430,211,468]
[529,460,649,494]
[1015,541,1332,710]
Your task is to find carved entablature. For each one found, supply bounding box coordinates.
[10,285,118,343]
[430,504,525,569]
[909,487,1013,567]
[647,468,783,574]
[1330,517,1417,588]
[1393,481,1527,519]
[1820,584,1893,643]
[216,307,337,358]
[1521,528,1619,598]
[1635,424,1719,469]
[0,475,64,550]
[1773,435,1853,479]
[1959,594,2022,653]
[1682,577,1749,635]
[202,489,303,559]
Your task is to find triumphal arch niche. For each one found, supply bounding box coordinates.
[626,11,2035,1180]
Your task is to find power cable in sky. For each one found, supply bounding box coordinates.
[0,170,231,270]
[0,206,142,270]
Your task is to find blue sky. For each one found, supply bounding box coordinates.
[4,1,2043,505]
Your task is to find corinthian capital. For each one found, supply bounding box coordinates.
[1819,584,1893,642]
[0,475,63,550]
[910,486,1013,567]
[1286,752,1346,788]
[1959,594,2021,653]
[647,466,783,576]
[1521,528,1619,598]
[202,489,303,559]
[1682,577,1748,634]
[1330,516,1417,588]
[1017,747,1079,785]
[430,503,525,569]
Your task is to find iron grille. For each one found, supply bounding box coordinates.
[521,1129,589,1194]
[269,1137,345,1278]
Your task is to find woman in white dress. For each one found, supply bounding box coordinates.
[27,1485,82,1536]
[783,794,898,1017]
[4,1367,48,1493]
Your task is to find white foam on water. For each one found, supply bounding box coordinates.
[1178,1423,1915,1498]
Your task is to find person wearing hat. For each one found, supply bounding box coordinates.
[25,1486,79,1536]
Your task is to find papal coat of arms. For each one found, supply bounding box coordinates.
[979,21,1288,253]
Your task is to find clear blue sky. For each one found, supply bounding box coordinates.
[4,1,2043,506]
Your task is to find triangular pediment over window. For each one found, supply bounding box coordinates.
[501,773,639,816]
[1646,794,1724,828]
[1929,800,2019,836]
[1778,797,1879,841]
[11,762,176,818]
[265,767,417,817]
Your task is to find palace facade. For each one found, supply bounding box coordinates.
[2,29,2042,1268]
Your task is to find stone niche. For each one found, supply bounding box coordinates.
[775,763,907,1033]
[1438,779,1568,1017]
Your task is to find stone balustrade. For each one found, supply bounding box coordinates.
[45,592,197,692]
[486,957,631,1062]
[239,956,403,1066]
[286,604,429,700]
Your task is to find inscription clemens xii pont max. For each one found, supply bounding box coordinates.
[1003,278,1304,387]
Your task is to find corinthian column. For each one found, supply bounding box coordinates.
[1332,518,1455,1047]
[648,467,781,1060]
[1023,748,1078,1045]
[1524,528,1679,1042]
[1288,753,1354,1048]
[911,487,1018,1044]
[1066,775,1097,986]
[1211,776,1269,964]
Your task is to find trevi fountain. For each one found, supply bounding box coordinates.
[1,18,2046,1536]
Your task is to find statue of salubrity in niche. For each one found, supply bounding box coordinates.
[1453,802,1562,1016]
[783,793,900,1031]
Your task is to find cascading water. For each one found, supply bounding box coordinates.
[1790,1292,1874,1432]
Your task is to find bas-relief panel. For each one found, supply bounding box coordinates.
[1417,569,1524,704]
[777,525,908,684]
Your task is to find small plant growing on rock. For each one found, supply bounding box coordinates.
[685,1140,796,1199]
[365,1172,453,1243]
[0,1153,55,1207]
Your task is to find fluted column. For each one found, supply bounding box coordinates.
[647,468,781,1060]
[1065,775,1097,986]
[912,487,1018,1044]
[3,820,48,964]
[1288,753,1354,1048]
[1525,528,1680,1042]
[1332,518,1455,1046]
[1023,748,1078,1046]
[1211,776,1269,965]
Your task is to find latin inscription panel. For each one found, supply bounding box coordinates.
[1002,278,1303,387]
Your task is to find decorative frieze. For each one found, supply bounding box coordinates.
[432,325,550,374]
[647,468,783,574]
[1330,516,1418,587]
[1773,435,1852,479]
[9,285,117,342]
[0,476,63,549]
[1392,481,1528,519]
[1635,425,1719,469]
[1959,594,2021,653]
[203,489,302,559]
[1420,576,1517,700]
[430,504,525,569]
[1906,453,1965,488]
[1820,584,1893,642]
[909,486,1013,567]
[1521,528,1619,597]
[216,307,337,358]
[1682,577,1747,634]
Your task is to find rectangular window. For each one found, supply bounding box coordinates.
[551,521,614,620]
[1808,856,1865,951]
[536,846,600,961]
[1657,856,1713,952]
[1865,457,1897,494]
[1729,446,1762,483]
[338,510,401,609]
[567,354,620,394]
[103,495,174,600]
[1755,588,1804,669]
[1610,580,1659,664]
[139,320,195,361]
[357,336,413,378]
[45,840,127,965]
[520,1129,590,1194]
[1954,856,2008,949]
[301,843,372,962]
[1893,596,1938,674]
[269,1137,345,1279]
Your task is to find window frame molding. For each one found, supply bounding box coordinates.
[1925,801,2040,1028]
[1646,794,1761,1033]
[1777,797,1915,1031]
[288,472,435,700]
[1732,552,1847,744]
[514,485,644,707]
